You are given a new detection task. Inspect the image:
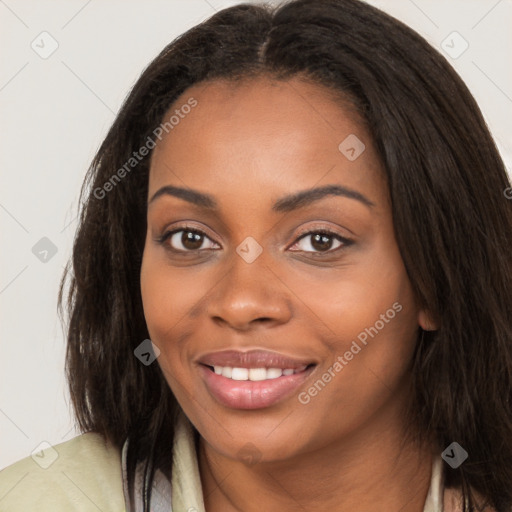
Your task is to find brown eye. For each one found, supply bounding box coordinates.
[181,230,204,250]
[161,228,219,252]
[289,231,351,254]
[310,233,336,252]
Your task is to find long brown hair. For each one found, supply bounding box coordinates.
[59,0,512,510]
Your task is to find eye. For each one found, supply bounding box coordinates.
[288,230,352,254]
[158,228,219,252]
[157,226,352,255]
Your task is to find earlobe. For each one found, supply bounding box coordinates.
[418,310,438,331]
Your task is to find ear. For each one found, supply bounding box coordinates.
[418,309,438,331]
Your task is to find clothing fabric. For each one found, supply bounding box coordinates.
[1,411,456,511]
[0,429,125,511]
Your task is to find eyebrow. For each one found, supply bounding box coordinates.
[148,184,374,212]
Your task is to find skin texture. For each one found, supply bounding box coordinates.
[140,76,436,511]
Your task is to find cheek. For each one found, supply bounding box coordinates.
[295,298,417,446]
[284,245,415,351]
[329,302,417,419]
[140,246,201,404]
[140,244,201,361]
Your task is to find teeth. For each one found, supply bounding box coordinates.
[231,368,249,380]
[211,366,307,381]
[266,368,283,379]
[221,366,232,378]
[249,368,267,381]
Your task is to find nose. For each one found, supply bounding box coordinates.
[206,249,293,332]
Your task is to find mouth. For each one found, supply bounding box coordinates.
[197,352,317,410]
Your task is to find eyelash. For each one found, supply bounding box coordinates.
[156,224,353,256]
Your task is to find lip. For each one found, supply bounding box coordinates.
[197,350,317,410]
[197,349,315,370]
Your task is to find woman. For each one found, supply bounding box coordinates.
[1,0,511,510]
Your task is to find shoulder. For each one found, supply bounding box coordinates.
[0,432,125,512]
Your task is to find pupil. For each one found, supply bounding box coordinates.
[311,233,332,252]
[182,231,203,250]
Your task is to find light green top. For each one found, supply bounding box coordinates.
[0,413,455,511]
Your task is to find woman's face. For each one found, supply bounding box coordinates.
[141,76,429,462]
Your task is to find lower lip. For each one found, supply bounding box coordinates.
[198,365,316,410]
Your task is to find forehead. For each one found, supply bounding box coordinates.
[148,76,385,208]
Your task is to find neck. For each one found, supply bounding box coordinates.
[198,413,434,512]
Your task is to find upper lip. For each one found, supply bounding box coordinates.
[197,350,316,370]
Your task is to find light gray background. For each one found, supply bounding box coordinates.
[1,0,511,469]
